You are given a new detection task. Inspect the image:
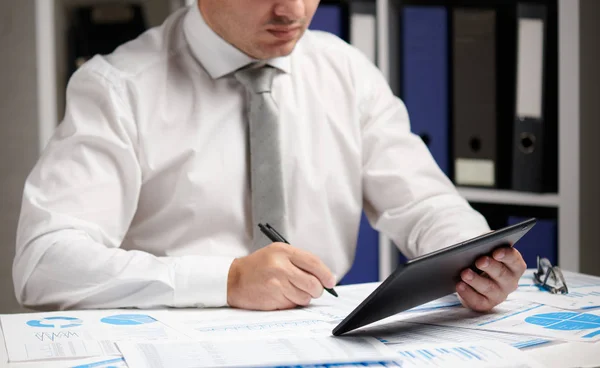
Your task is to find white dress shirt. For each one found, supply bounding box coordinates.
[13,4,490,310]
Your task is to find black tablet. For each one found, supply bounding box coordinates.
[332,217,537,336]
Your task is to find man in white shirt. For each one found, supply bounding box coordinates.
[14,0,526,312]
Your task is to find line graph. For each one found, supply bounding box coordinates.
[34,331,80,342]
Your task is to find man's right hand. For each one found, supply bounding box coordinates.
[226,242,336,310]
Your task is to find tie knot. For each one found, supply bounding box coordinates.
[235,65,277,94]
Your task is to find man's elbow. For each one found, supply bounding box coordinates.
[13,260,67,311]
[16,283,68,312]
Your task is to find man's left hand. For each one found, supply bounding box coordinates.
[456,247,527,312]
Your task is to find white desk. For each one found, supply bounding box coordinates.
[525,340,600,368]
[1,279,599,368]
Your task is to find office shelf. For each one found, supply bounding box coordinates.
[457,187,560,207]
[376,0,600,277]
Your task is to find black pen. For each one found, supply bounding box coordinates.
[258,223,338,297]
[258,223,280,243]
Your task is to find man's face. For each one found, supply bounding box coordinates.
[199,0,320,60]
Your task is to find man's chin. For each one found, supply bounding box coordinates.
[258,39,299,59]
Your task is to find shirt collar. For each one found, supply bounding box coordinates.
[183,4,292,79]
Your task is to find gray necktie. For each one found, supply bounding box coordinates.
[235,65,288,249]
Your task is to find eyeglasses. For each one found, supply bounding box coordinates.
[533,256,568,294]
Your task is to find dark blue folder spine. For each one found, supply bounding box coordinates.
[402,6,449,175]
[340,213,380,285]
[508,216,557,268]
[309,5,343,36]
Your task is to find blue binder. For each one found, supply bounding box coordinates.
[309,4,343,36]
[398,249,409,265]
[402,6,450,175]
[508,217,558,268]
[339,213,380,285]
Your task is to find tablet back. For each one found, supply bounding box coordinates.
[332,218,536,335]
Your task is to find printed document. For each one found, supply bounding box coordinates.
[156,307,334,339]
[0,310,189,362]
[302,282,380,321]
[302,282,461,322]
[391,341,545,368]
[400,299,600,342]
[117,336,397,368]
[69,357,127,368]
[366,321,550,349]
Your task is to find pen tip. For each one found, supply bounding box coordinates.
[327,288,338,297]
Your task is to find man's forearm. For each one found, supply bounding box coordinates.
[14,230,234,310]
[374,192,490,259]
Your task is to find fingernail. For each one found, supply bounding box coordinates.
[457,282,466,292]
[329,275,337,288]
[495,249,505,260]
[480,258,490,268]
[463,270,474,281]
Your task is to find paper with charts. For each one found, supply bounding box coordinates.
[157,282,463,340]
[117,336,398,368]
[157,307,336,339]
[0,310,190,362]
[69,357,128,368]
[301,282,462,322]
[400,299,600,343]
[116,338,543,368]
[389,341,545,368]
[363,320,550,350]
[513,270,600,310]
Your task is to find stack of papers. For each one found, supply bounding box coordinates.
[1,270,599,367]
[117,336,397,368]
[116,339,544,368]
[395,299,600,343]
[157,307,335,339]
[304,282,463,323]
[0,310,189,362]
[351,270,600,347]
[391,341,545,368]
[365,321,550,349]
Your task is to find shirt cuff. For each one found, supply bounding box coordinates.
[454,216,492,243]
[172,255,235,308]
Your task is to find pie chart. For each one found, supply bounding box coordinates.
[27,316,83,329]
[100,314,156,326]
[525,312,600,338]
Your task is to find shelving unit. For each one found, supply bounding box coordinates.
[457,187,560,207]
[375,0,599,278]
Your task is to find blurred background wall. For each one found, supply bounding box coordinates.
[0,0,39,314]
